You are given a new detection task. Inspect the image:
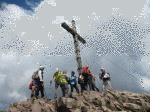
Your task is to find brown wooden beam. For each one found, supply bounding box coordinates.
[61,22,86,44]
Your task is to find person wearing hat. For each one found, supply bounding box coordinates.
[50,68,69,99]
[79,73,86,93]
[85,69,92,91]
[50,68,60,99]
[99,67,111,91]
[90,71,99,92]
[69,71,79,96]
[38,66,45,98]
[63,70,69,83]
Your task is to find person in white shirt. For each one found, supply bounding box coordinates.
[38,66,45,98]
[79,74,86,93]
[99,67,111,91]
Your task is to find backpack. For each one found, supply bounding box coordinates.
[29,81,33,89]
[82,66,88,74]
[55,72,67,85]
[78,76,84,84]
[64,74,70,84]
[102,72,110,78]
[32,70,39,79]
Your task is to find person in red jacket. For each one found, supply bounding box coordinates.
[83,66,92,91]
[82,65,89,76]
[29,79,38,97]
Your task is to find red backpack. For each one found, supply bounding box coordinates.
[82,66,88,74]
[29,81,33,89]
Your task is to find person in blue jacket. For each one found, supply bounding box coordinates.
[69,71,79,96]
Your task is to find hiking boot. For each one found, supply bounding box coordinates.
[31,93,34,98]
[96,88,100,92]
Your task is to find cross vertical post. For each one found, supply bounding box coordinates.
[72,20,82,76]
[61,20,86,76]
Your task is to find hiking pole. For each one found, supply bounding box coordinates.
[50,81,52,98]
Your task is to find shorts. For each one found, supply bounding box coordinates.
[55,81,59,88]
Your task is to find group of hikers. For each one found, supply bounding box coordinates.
[29,65,112,99]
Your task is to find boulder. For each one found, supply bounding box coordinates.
[123,103,141,110]
[31,100,42,112]
[57,97,76,109]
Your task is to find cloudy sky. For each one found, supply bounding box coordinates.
[0,0,150,110]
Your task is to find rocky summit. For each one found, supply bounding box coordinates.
[2,88,150,112]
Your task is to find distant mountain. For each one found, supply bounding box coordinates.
[1,88,150,112]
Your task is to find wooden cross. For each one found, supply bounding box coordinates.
[61,20,86,76]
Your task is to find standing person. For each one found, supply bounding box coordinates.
[50,68,59,99]
[91,71,99,92]
[69,71,79,96]
[60,70,69,97]
[82,65,91,91]
[50,68,69,99]
[63,70,69,83]
[86,69,92,91]
[79,74,86,93]
[30,69,41,98]
[38,66,45,98]
[29,79,38,98]
[99,67,112,91]
[29,79,34,97]
[82,65,89,76]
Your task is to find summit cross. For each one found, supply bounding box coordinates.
[61,20,86,76]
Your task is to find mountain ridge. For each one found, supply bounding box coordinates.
[1,88,150,112]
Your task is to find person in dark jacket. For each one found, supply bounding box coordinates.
[84,69,92,91]
[79,74,86,93]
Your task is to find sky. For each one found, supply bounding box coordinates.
[0,0,150,111]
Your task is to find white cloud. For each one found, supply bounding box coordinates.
[140,0,150,20]
[0,74,6,86]
[0,0,150,108]
[140,76,150,92]
[0,3,29,20]
[8,91,27,101]
[45,0,56,6]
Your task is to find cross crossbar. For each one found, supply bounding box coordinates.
[61,22,86,44]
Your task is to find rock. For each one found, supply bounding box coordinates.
[123,103,141,110]
[110,100,118,111]
[39,100,45,106]
[4,90,150,112]
[70,108,81,112]
[31,100,42,112]
[49,104,55,112]
[6,108,18,112]
[17,105,27,111]
[81,105,88,112]
[57,97,76,109]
